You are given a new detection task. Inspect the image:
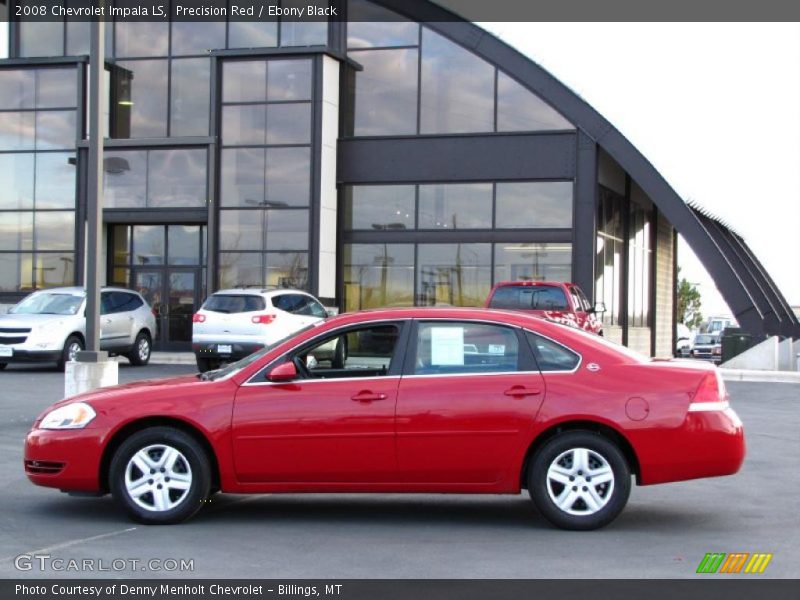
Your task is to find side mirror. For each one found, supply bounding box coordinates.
[266,361,297,382]
[591,302,606,314]
[325,307,339,318]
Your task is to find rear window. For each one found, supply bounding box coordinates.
[202,294,265,313]
[489,285,569,311]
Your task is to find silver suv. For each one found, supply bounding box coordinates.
[0,287,156,371]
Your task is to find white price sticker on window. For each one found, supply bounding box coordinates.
[430,327,465,366]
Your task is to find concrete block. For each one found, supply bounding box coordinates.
[777,338,794,371]
[720,336,779,371]
[64,360,119,399]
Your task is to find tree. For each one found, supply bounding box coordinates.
[677,268,703,329]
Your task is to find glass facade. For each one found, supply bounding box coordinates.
[628,199,653,328]
[595,187,625,328]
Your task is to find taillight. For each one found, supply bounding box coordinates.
[251,314,276,325]
[688,371,729,412]
[192,313,206,323]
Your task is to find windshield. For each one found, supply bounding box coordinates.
[10,293,84,316]
[695,335,718,345]
[489,286,569,311]
[203,323,320,381]
[202,294,266,314]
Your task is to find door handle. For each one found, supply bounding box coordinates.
[503,386,542,397]
[351,391,388,403]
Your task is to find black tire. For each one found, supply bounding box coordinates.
[127,330,152,366]
[0,363,6,370]
[528,431,631,531]
[195,356,220,373]
[56,335,84,371]
[109,426,211,525]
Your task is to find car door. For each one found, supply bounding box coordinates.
[396,320,546,485]
[99,292,134,349]
[231,321,409,484]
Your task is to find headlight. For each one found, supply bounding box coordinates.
[39,402,96,430]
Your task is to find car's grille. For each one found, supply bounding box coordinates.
[25,460,65,475]
[0,327,31,334]
[0,336,27,344]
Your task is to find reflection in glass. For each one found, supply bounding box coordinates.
[344,185,415,230]
[167,225,201,265]
[222,105,266,146]
[220,210,261,252]
[267,60,313,101]
[34,111,76,150]
[265,147,310,207]
[66,20,91,56]
[36,253,75,289]
[0,154,35,210]
[148,149,207,208]
[104,150,147,208]
[115,22,169,57]
[34,153,76,209]
[347,0,419,48]
[265,252,308,288]
[0,253,34,292]
[266,103,311,144]
[228,21,278,50]
[112,225,131,265]
[265,210,309,250]
[497,72,573,132]
[350,48,418,136]
[420,29,494,134]
[595,189,624,327]
[417,244,491,307]
[493,243,572,283]
[220,148,265,207]
[343,243,414,311]
[171,21,226,56]
[35,212,75,251]
[116,60,168,138]
[418,184,492,229]
[19,22,64,58]
[133,225,165,266]
[170,59,211,137]
[223,61,267,103]
[0,112,36,151]
[0,70,35,110]
[36,68,78,108]
[0,212,34,251]
[495,182,573,228]
[219,252,262,288]
[280,13,328,47]
[219,209,309,252]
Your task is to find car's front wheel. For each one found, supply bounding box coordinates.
[56,335,84,371]
[127,331,152,366]
[528,431,631,530]
[109,427,212,524]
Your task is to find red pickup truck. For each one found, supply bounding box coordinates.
[485,281,605,335]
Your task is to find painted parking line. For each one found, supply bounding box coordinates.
[0,526,137,563]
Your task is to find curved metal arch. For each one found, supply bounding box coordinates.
[367,0,799,338]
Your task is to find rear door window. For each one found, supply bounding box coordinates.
[489,286,569,310]
[203,294,265,313]
[413,322,520,375]
[526,331,580,371]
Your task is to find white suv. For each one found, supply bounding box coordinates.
[192,288,330,372]
[0,287,156,371]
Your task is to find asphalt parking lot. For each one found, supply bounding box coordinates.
[0,363,797,579]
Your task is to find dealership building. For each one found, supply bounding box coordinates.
[0,0,797,352]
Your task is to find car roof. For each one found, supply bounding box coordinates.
[28,286,139,295]
[492,281,573,288]
[212,288,315,297]
[324,306,555,330]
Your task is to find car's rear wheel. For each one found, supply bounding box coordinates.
[57,335,84,371]
[195,356,221,373]
[528,431,630,530]
[127,331,152,366]
[109,427,211,524]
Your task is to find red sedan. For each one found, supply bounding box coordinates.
[24,308,745,530]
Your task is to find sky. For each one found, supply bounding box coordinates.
[479,22,800,317]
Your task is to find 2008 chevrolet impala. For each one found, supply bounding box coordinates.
[25,308,745,530]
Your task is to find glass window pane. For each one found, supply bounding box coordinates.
[417,243,491,307]
[148,149,207,208]
[0,212,34,251]
[168,225,201,265]
[0,154,35,210]
[265,147,310,207]
[344,185,415,230]
[36,68,77,108]
[112,225,131,265]
[219,252,262,288]
[349,48,418,136]
[266,209,309,250]
[116,60,168,138]
[0,112,36,151]
[35,110,76,150]
[222,60,267,103]
[66,19,90,56]
[343,243,414,311]
[0,253,34,292]
[347,0,419,48]
[34,153,76,209]
[0,70,35,110]
[495,182,573,229]
[115,22,169,57]
[222,104,266,146]
[35,212,75,251]
[19,21,64,58]
[171,58,211,137]
[104,150,147,209]
[280,6,328,47]
[496,72,573,132]
[220,210,260,252]
[267,60,312,101]
[527,331,580,371]
[132,225,165,266]
[420,28,494,134]
[493,243,572,283]
[266,103,311,144]
[171,21,226,56]
[220,148,265,207]
[36,253,75,289]
[418,184,492,229]
[265,252,308,289]
[228,21,278,50]
[415,322,519,374]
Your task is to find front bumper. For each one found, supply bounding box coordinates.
[24,428,106,492]
[0,348,62,363]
